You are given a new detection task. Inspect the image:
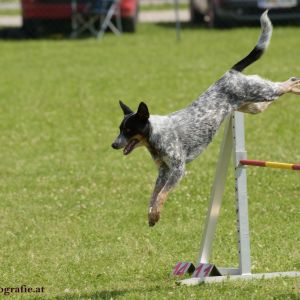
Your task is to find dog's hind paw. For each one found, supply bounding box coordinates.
[290,78,300,95]
[291,86,300,95]
[281,77,300,95]
[148,207,160,227]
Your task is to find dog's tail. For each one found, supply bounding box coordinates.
[232,10,272,72]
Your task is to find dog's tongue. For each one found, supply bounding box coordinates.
[123,139,138,155]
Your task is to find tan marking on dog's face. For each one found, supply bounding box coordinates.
[123,134,149,155]
[131,134,148,147]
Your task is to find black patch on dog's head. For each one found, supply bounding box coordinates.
[119,101,150,139]
[119,100,133,115]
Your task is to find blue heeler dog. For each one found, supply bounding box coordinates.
[112,11,300,227]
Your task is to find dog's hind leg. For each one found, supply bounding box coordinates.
[238,77,300,114]
[237,102,272,114]
[234,75,300,113]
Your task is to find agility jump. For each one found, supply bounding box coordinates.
[175,112,300,285]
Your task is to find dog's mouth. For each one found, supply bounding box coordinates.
[123,139,139,155]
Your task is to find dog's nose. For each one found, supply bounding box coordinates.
[111,142,119,149]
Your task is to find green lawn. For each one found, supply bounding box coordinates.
[0,24,299,299]
[0,0,18,3]
[0,9,20,16]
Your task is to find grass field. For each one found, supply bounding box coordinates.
[0,23,299,299]
[0,9,20,16]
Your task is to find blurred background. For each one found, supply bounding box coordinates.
[1,0,300,38]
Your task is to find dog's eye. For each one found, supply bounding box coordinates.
[126,128,131,133]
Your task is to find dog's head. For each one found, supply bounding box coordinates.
[111,101,150,155]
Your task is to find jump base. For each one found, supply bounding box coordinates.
[178,271,300,286]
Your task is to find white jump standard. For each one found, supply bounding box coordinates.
[178,112,300,285]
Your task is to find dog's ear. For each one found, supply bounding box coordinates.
[137,102,149,121]
[119,100,133,115]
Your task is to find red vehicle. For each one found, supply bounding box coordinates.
[21,0,139,35]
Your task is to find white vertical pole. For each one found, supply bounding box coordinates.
[198,116,233,264]
[232,112,251,275]
[174,0,181,41]
[71,0,78,38]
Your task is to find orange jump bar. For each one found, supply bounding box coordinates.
[240,160,300,171]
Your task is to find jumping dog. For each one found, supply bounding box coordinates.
[112,11,300,227]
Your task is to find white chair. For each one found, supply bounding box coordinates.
[71,0,122,38]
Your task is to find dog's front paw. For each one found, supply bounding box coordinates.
[148,207,160,227]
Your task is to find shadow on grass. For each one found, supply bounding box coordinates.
[155,21,207,31]
[273,294,299,300]
[55,286,171,300]
[0,26,28,39]
[0,26,96,40]
[155,20,300,31]
[55,289,129,300]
